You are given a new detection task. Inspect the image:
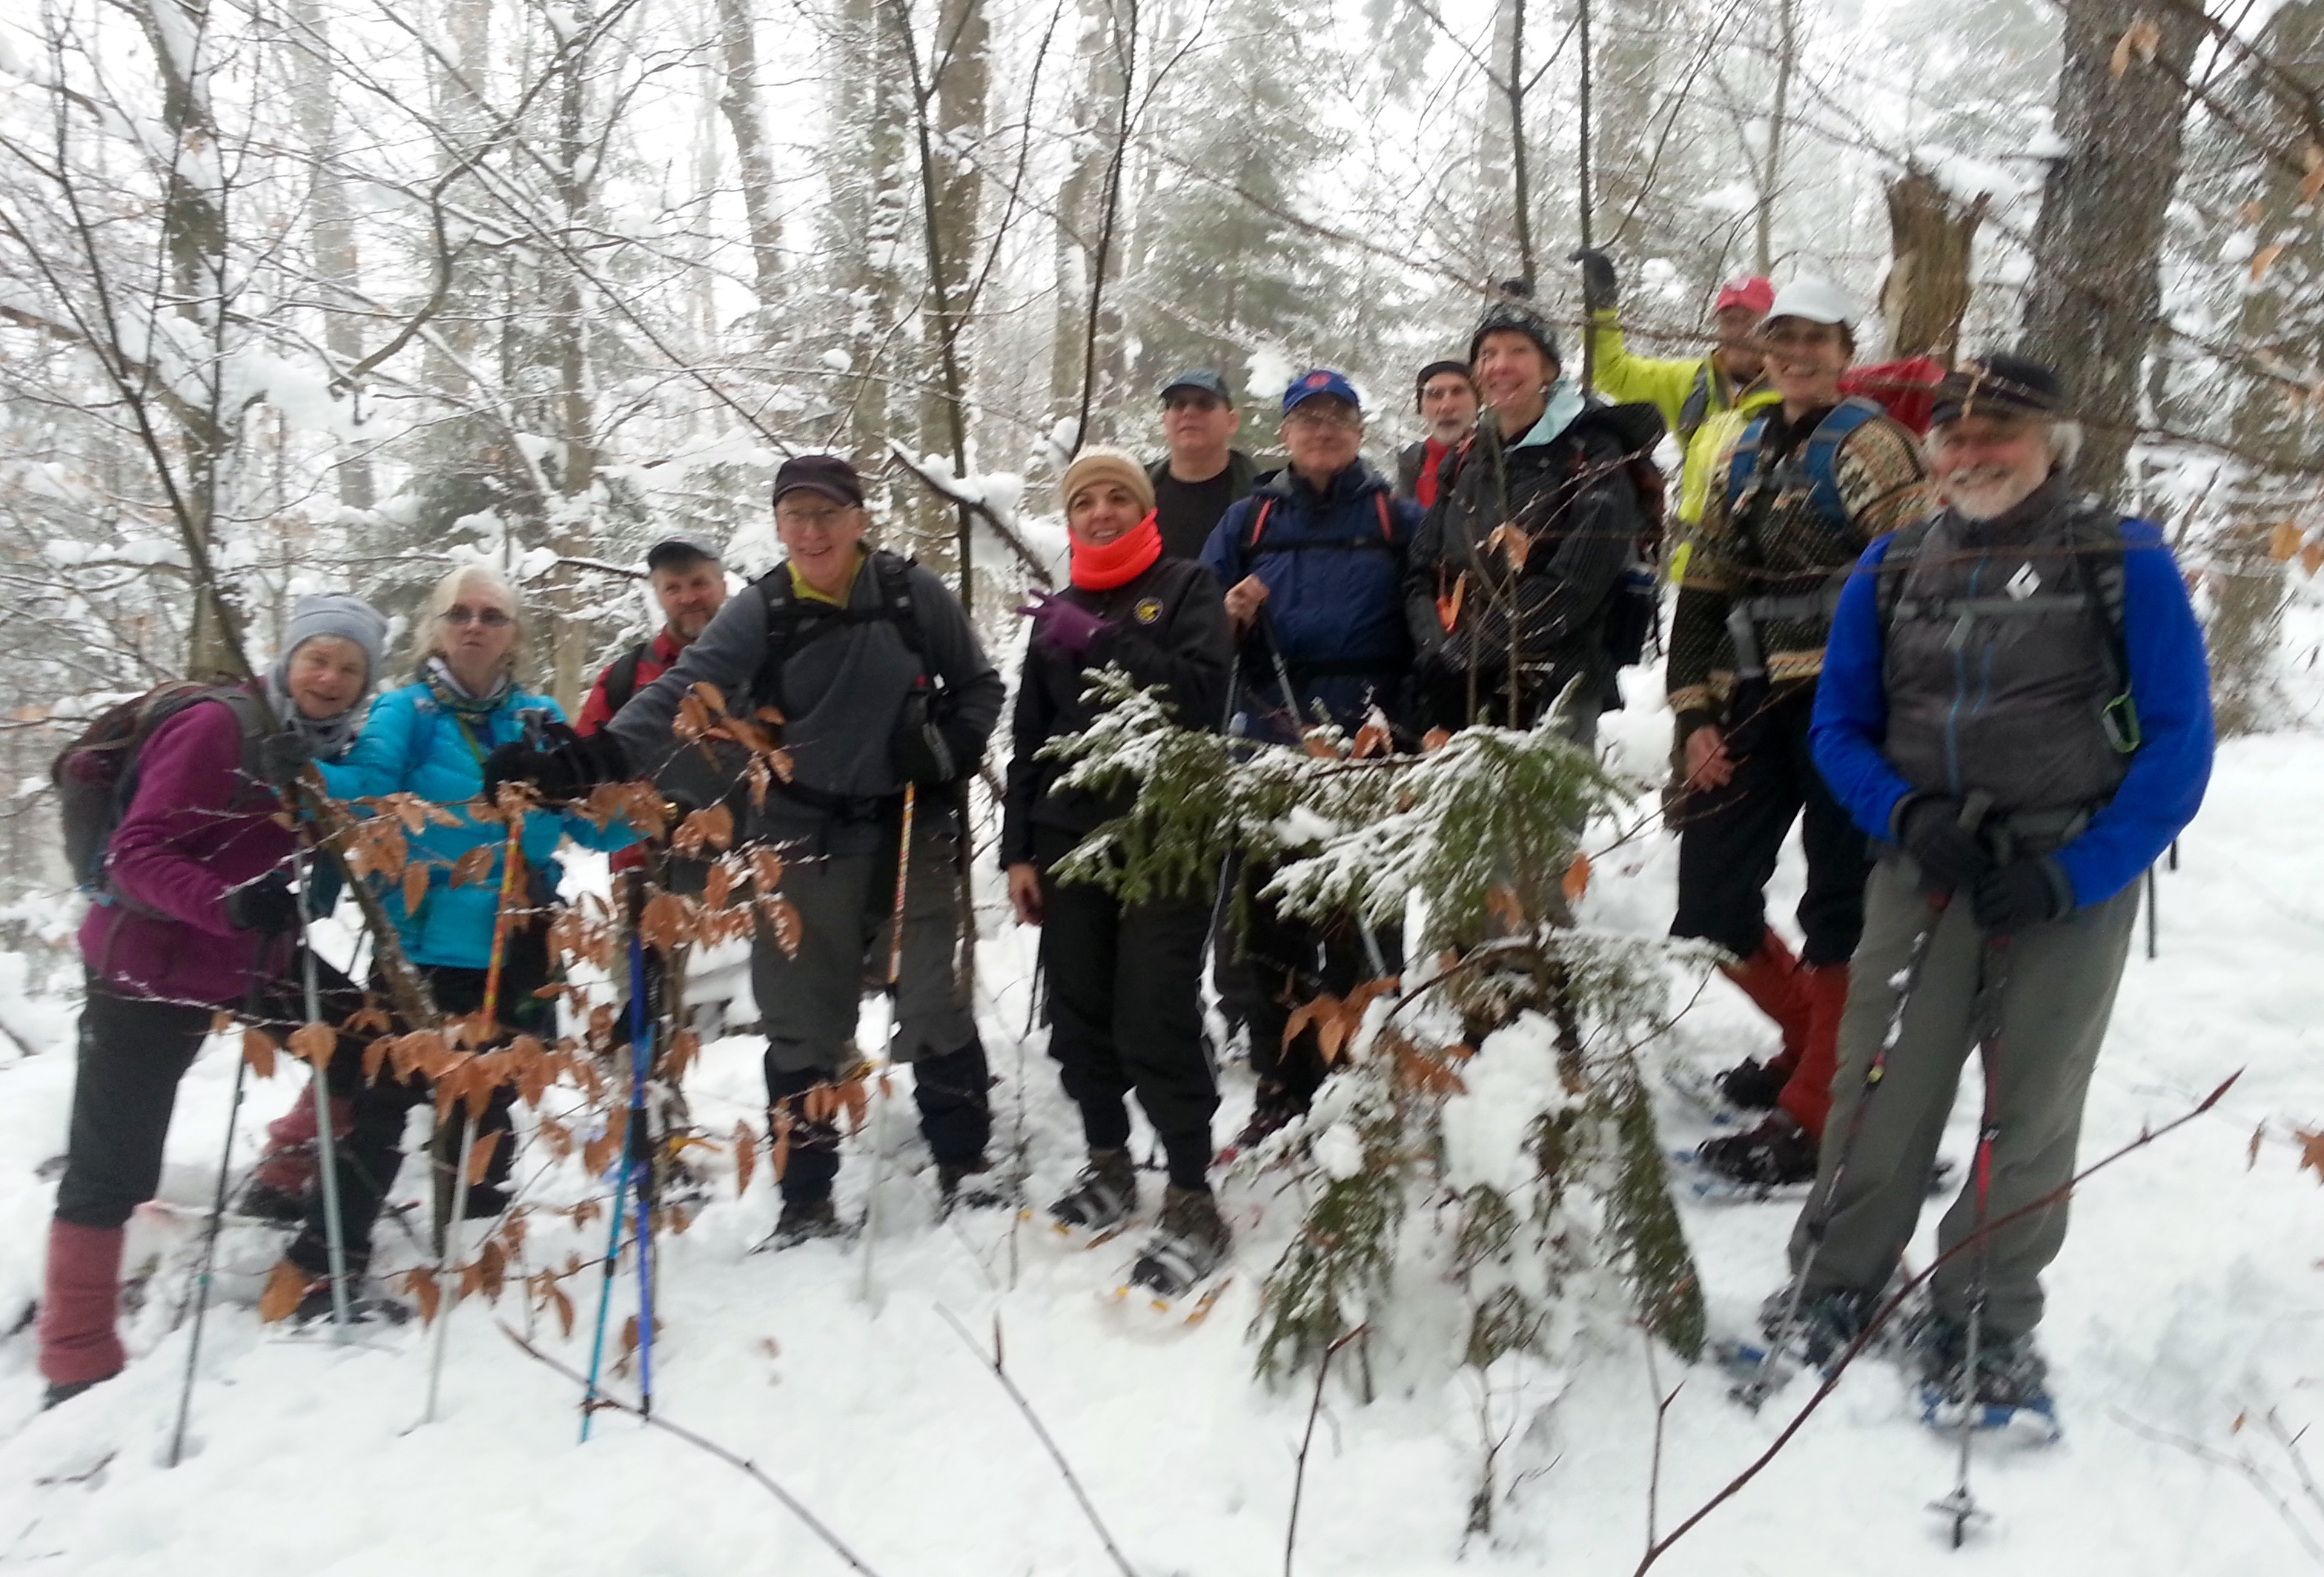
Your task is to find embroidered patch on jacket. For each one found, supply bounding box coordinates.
[1134,598,1163,624]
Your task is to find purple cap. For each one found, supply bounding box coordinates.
[772,454,865,509]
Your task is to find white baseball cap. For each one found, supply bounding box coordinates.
[1762,278,1855,331]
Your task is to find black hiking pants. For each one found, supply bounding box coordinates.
[1671,682,1870,968]
[1217,856,1403,1110]
[1033,824,1219,1191]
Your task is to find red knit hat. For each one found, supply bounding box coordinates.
[1712,275,1776,317]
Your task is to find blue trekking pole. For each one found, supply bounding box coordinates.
[581,870,658,1438]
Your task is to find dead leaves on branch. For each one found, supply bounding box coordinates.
[2109,16,2160,78]
[674,681,794,810]
[1281,976,1403,1067]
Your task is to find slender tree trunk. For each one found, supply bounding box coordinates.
[711,0,785,348]
[1753,0,1794,277]
[288,0,374,511]
[2019,0,2204,497]
[1506,0,1535,282]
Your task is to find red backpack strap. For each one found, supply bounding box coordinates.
[1245,497,1274,550]
[1374,493,1391,540]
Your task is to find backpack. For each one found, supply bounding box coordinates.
[1873,500,2139,753]
[1721,396,1887,531]
[52,682,278,895]
[1227,491,1396,585]
[748,548,927,713]
[600,644,649,718]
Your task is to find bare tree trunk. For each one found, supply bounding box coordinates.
[711,0,785,348]
[1753,0,1794,277]
[1506,0,1535,282]
[2019,0,2204,498]
[545,0,600,710]
[1877,167,1987,361]
[288,0,374,511]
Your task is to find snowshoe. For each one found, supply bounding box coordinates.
[759,1196,852,1252]
[232,1175,311,1226]
[42,1374,113,1411]
[1693,1115,1819,1191]
[1120,1186,1231,1311]
[258,1260,414,1331]
[1912,1317,2062,1443]
[1047,1150,1137,1238]
[1714,1057,1789,1111]
[1223,1082,1308,1161]
[936,1158,1018,1217]
[1675,1144,1958,1205]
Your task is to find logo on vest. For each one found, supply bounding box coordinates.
[1134,597,1162,624]
[2005,563,2041,601]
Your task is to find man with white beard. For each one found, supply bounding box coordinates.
[1772,353,2214,1424]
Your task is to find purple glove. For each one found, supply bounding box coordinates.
[1016,589,1109,664]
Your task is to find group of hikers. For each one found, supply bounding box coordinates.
[35,254,2213,1435]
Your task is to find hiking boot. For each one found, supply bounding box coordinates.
[1913,1315,2051,1409]
[936,1158,1014,1215]
[462,1182,510,1221]
[1128,1186,1231,1300]
[1047,1149,1136,1234]
[234,1174,310,1226]
[291,1277,412,1329]
[1232,1081,1308,1151]
[42,1375,112,1410]
[1695,1115,1818,1190]
[767,1196,849,1250]
[1712,1057,1788,1112]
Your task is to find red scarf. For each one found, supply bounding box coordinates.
[1415,437,1454,509]
[1070,510,1162,591]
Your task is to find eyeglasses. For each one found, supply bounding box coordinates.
[1163,394,1226,414]
[440,605,513,628]
[1284,406,1363,432]
[776,504,855,530]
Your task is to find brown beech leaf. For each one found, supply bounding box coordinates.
[2304,143,2324,203]
[387,792,428,834]
[1485,884,1527,931]
[2268,520,2303,561]
[510,1035,553,1107]
[289,1021,337,1074]
[1301,732,1340,759]
[242,1027,279,1080]
[767,748,795,784]
[401,861,430,915]
[640,891,692,954]
[703,862,735,911]
[734,1120,758,1197]
[661,1030,701,1085]
[2303,540,2324,580]
[2248,1123,2265,1171]
[451,844,494,887]
[746,756,772,810]
[362,1035,394,1084]
[2297,1128,2324,1183]
[672,804,735,858]
[402,1267,443,1327]
[1436,575,1465,635]
[342,999,391,1037]
[537,1116,574,1163]
[475,1239,506,1301]
[465,1128,505,1188]
[769,1105,792,1180]
[2109,15,2159,76]
[1351,712,1394,761]
[1563,850,1593,905]
[749,847,786,895]
[761,897,804,959]
[675,691,714,743]
[259,1260,308,1324]
[551,1283,575,1339]
[2251,242,2287,283]
[1282,996,1334,1052]
[1485,521,1532,575]
[583,1110,626,1179]
[1421,727,1453,753]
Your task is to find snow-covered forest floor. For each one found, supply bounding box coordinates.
[0,675,2315,1577]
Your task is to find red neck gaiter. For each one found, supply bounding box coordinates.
[1417,437,1453,509]
[1070,510,1163,591]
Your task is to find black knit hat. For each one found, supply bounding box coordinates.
[1414,359,1475,408]
[1930,353,2070,428]
[1468,279,1561,368]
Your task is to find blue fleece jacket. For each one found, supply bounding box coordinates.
[340,681,635,970]
[1200,460,1417,735]
[1811,516,2213,908]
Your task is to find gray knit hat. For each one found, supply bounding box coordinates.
[275,593,389,690]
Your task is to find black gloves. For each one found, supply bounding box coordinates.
[1971,857,2073,933]
[223,870,302,934]
[1570,247,1619,313]
[256,730,316,787]
[1893,793,1994,894]
[891,685,983,787]
[480,724,630,801]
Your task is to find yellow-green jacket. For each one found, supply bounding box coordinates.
[1585,309,1779,534]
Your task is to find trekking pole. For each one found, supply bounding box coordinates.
[583,867,656,1440]
[859,782,915,1307]
[1931,931,2010,1547]
[424,815,524,1426]
[168,976,257,1469]
[1738,790,1992,1409]
[297,850,354,1337]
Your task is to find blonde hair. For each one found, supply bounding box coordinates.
[409,562,527,678]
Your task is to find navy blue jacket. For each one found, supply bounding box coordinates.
[1199,460,1417,737]
[1810,515,2213,908]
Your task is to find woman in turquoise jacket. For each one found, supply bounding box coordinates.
[262,563,632,1318]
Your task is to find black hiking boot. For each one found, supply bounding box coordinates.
[1231,1081,1309,1152]
[1047,1149,1136,1234]
[291,1278,413,1328]
[1128,1186,1231,1300]
[1695,1115,1818,1190]
[767,1196,849,1250]
[936,1157,1015,1216]
[42,1374,113,1410]
[1911,1315,2052,1409]
[234,1175,311,1226]
[1712,1057,1788,1112]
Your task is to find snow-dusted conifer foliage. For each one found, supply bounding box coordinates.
[1042,670,1706,1386]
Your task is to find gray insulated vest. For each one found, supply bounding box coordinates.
[1880,499,2133,819]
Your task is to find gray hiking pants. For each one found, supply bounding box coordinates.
[1790,854,2139,1340]
[751,809,974,1075]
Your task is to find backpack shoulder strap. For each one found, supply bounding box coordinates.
[1873,517,1939,640]
[603,644,648,716]
[1373,492,1391,540]
[1801,397,1888,527]
[868,549,924,658]
[1723,412,1775,516]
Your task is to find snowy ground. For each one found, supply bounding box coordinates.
[0,704,2316,1575]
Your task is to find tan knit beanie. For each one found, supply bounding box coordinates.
[1058,446,1155,516]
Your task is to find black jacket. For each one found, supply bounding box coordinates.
[1000,555,1231,866]
[1403,400,1662,710]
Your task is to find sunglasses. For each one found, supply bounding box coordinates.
[440,605,514,628]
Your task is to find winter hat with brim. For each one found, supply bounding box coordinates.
[1059,446,1155,515]
[1762,279,1855,332]
[1414,360,1474,407]
[1712,275,1776,317]
[646,532,723,570]
[1469,279,1561,368]
[772,454,865,509]
[1159,368,1232,403]
[1930,354,2070,428]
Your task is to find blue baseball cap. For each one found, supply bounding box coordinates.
[1159,368,1231,402]
[1282,368,1362,416]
